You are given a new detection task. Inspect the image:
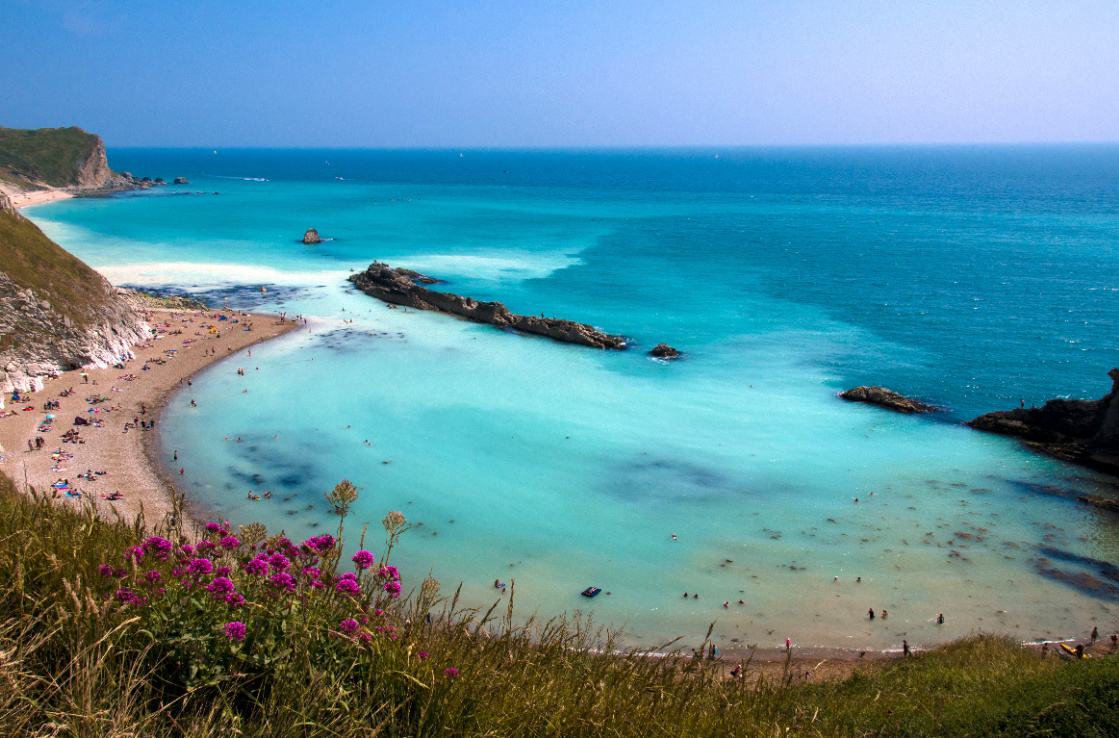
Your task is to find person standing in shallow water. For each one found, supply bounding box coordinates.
[903,640,910,657]
[868,608,875,620]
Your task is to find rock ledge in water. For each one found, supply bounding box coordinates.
[348,261,625,350]
[650,343,679,358]
[840,386,937,414]
[302,228,323,244]
[967,368,1119,476]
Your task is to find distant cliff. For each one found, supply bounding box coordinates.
[968,369,1119,476]
[0,126,169,198]
[0,191,149,397]
[349,262,626,350]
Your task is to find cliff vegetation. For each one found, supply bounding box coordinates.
[0,192,148,393]
[0,126,112,191]
[1,472,1115,737]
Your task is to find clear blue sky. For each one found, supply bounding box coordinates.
[2,0,1117,147]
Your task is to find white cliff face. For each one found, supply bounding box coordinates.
[0,191,151,398]
[0,271,150,396]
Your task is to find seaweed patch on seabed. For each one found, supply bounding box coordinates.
[221,438,320,493]
[1031,545,1119,601]
[314,327,406,353]
[606,456,750,503]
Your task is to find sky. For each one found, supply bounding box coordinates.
[2,0,1117,147]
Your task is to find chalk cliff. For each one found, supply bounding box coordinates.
[0,192,149,398]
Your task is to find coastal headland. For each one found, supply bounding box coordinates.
[0,306,298,529]
[349,261,627,349]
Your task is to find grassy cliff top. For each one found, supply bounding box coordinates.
[0,126,104,189]
[0,204,117,324]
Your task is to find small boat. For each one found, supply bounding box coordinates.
[581,587,601,598]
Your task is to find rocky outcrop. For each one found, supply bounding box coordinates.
[650,343,679,358]
[349,262,626,350]
[173,177,190,185]
[967,369,1119,475]
[840,386,938,414]
[72,134,113,189]
[0,195,149,397]
[303,228,323,244]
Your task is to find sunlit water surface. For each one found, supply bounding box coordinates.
[27,147,1119,652]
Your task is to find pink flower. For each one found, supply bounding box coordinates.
[417,651,429,659]
[99,564,114,577]
[444,668,459,678]
[216,566,231,576]
[206,576,235,594]
[339,618,359,634]
[244,557,268,575]
[352,550,375,570]
[225,592,245,607]
[205,522,221,533]
[188,558,214,576]
[126,546,144,561]
[268,553,290,571]
[383,580,402,598]
[142,536,173,559]
[335,578,361,596]
[269,573,297,592]
[224,621,247,641]
[220,536,240,549]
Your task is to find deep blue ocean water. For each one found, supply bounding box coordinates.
[26,146,1119,651]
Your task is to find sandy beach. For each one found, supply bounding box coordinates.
[3,186,74,209]
[0,307,298,531]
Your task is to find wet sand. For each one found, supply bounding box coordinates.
[0,307,298,532]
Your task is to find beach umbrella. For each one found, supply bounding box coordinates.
[45,414,55,420]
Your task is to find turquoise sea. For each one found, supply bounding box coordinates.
[26,147,1119,653]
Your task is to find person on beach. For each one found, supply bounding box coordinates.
[1091,626,1098,643]
[937,614,944,625]
[903,639,910,657]
[785,638,791,652]
[868,608,875,620]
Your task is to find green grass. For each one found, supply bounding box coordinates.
[1,470,1116,737]
[0,207,119,330]
[0,126,103,189]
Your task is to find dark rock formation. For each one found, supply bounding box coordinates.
[303,228,323,244]
[840,386,938,414]
[968,369,1119,475]
[1077,495,1119,514]
[173,177,190,185]
[650,343,679,358]
[349,262,625,350]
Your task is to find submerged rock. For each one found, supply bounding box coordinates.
[302,228,322,244]
[968,369,1119,476]
[650,343,679,358]
[839,386,937,414]
[173,177,190,185]
[348,262,625,350]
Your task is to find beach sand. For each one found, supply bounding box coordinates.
[0,307,298,532]
[3,187,74,209]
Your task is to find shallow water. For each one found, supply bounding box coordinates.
[27,146,1119,652]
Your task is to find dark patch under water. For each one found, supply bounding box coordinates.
[1031,544,1119,600]
[120,282,310,311]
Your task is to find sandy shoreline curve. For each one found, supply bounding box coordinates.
[5,187,74,209]
[0,307,299,532]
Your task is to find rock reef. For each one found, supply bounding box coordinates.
[839,386,938,414]
[650,343,679,358]
[348,262,626,350]
[302,228,323,244]
[967,369,1119,476]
